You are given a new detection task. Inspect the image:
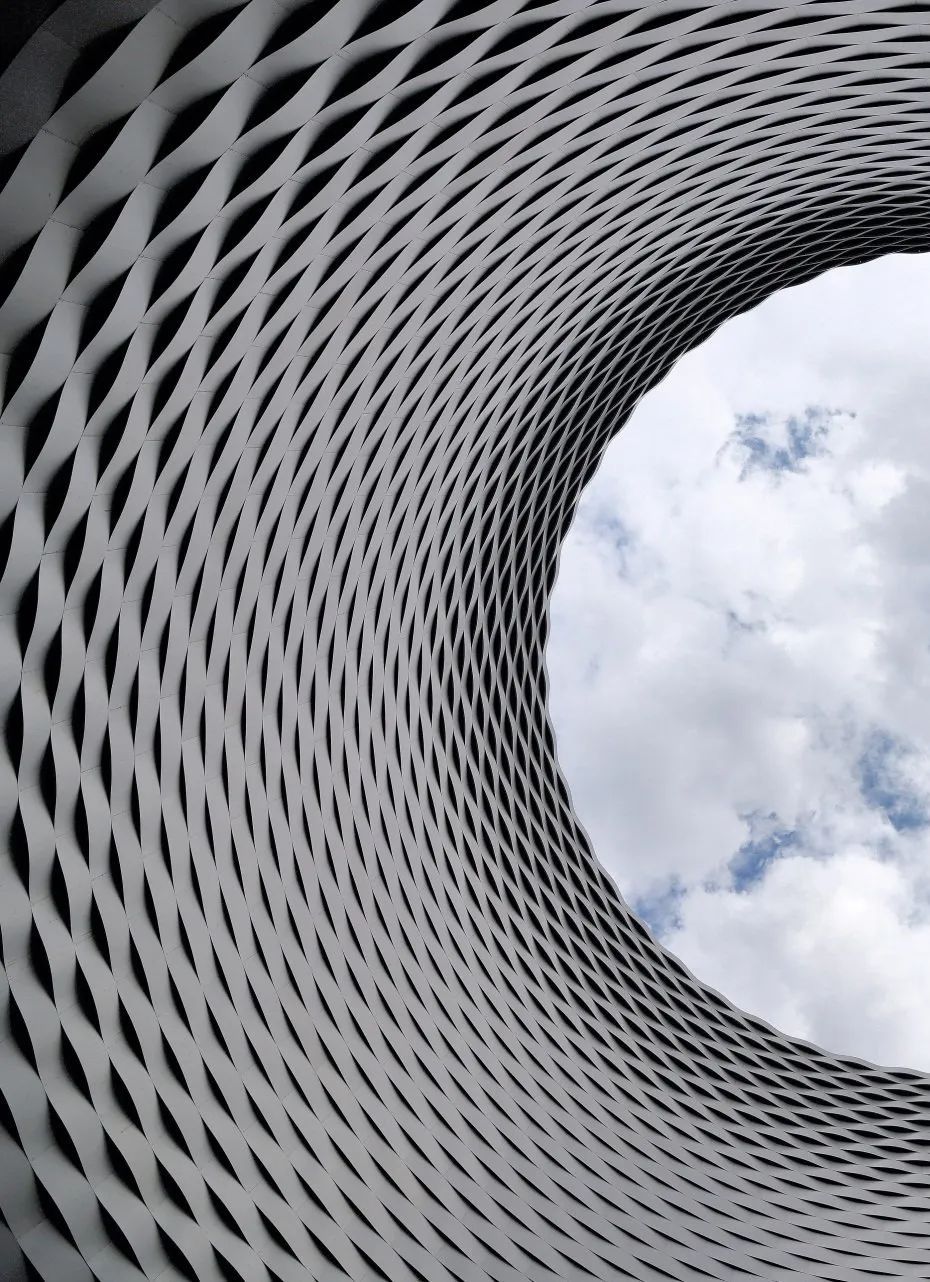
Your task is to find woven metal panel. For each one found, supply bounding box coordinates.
[1,3,929,1279]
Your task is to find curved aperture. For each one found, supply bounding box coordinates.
[1,5,930,1282]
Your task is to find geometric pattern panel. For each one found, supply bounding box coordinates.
[1,2,930,1279]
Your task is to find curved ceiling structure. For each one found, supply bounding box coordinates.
[2,2,930,1280]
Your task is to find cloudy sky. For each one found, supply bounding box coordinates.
[547,253,930,1072]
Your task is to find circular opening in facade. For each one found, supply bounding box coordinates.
[548,253,930,1072]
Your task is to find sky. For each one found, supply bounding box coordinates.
[547,253,930,1072]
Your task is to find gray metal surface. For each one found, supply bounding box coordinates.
[1,2,929,1279]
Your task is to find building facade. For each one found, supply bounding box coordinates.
[1,2,929,1279]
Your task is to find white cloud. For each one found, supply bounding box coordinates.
[548,252,930,1070]
[665,852,930,1069]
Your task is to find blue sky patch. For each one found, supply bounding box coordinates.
[727,815,799,891]
[730,406,842,479]
[632,878,687,938]
[858,730,928,832]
